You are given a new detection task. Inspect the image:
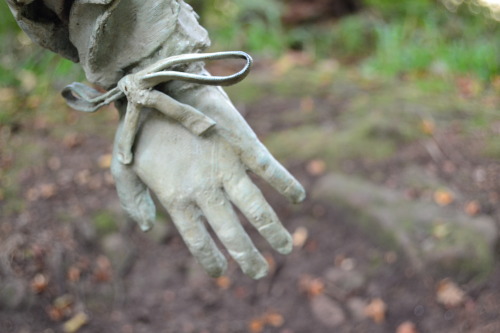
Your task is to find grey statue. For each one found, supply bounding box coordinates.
[6,0,306,279]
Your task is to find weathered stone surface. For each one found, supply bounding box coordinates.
[313,173,498,282]
[0,279,29,310]
[346,297,368,321]
[323,267,366,299]
[310,294,346,328]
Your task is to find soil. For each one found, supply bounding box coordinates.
[1,72,500,333]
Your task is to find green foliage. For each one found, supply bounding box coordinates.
[198,0,499,80]
[361,0,500,80]
[198,0,286,54]
[0,1,18,32]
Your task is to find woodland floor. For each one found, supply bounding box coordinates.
[1,58,500,333]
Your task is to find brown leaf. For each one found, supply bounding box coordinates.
[264,311,285,328]
[465,200,481,216]
[248,318,265,333]
[63,133,83,149]
[364,298,387,324]
[299,275,325,298]
[306,159,327,176]
[39,183,57,199]
[93,255,112,282]
[67,267,81,282]
[292,227,309,248]
[215,276,231,290]
[436,279,465,308]
[47,306,65,322]
[420,119,435,135]
[433,189,454,206]
[396,321,418,333]
[98,154,113,169]
[31,273,49,294]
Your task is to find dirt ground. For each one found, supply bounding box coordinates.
[1,63,500,333]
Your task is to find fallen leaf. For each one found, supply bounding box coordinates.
[465,200,481,216]
[306,159,327,176]
[264,311,285,328]
[63,133,83,149]
[292,227,309,248]
[364,298,387,324]
[420,119,435,135]
[31,273,49,293]
[215,276,231,290]
[433,189,454,206]
[54,294,74,311]
[67,266,81,282]
[248,318,265,333]
[98,154,113,169]
[299,275,325,298]
[93,255,112,282]
[436,279,465,308]
[39,183,57,199]
[63,312,89,333]
[396,321,418,333]
[48,294,74,321]
[47,306,65,322]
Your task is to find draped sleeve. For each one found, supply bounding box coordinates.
[5,0,79,62]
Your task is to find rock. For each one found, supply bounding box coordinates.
[323,267,366,299]
[0,278,29,310]
[346,297,368,321]
[313,173,497,283]
[101,234,136,276]
[310,295,346,328]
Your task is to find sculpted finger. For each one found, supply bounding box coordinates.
[111,156,156,231]
[197,191,269,279]
[169,86,305,203]
[168,205,227,278]
[241,143,306,204]
[225,175,293,255]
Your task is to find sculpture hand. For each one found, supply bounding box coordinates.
[111,85,305,279]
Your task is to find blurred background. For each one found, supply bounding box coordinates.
[1,0,500,332]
